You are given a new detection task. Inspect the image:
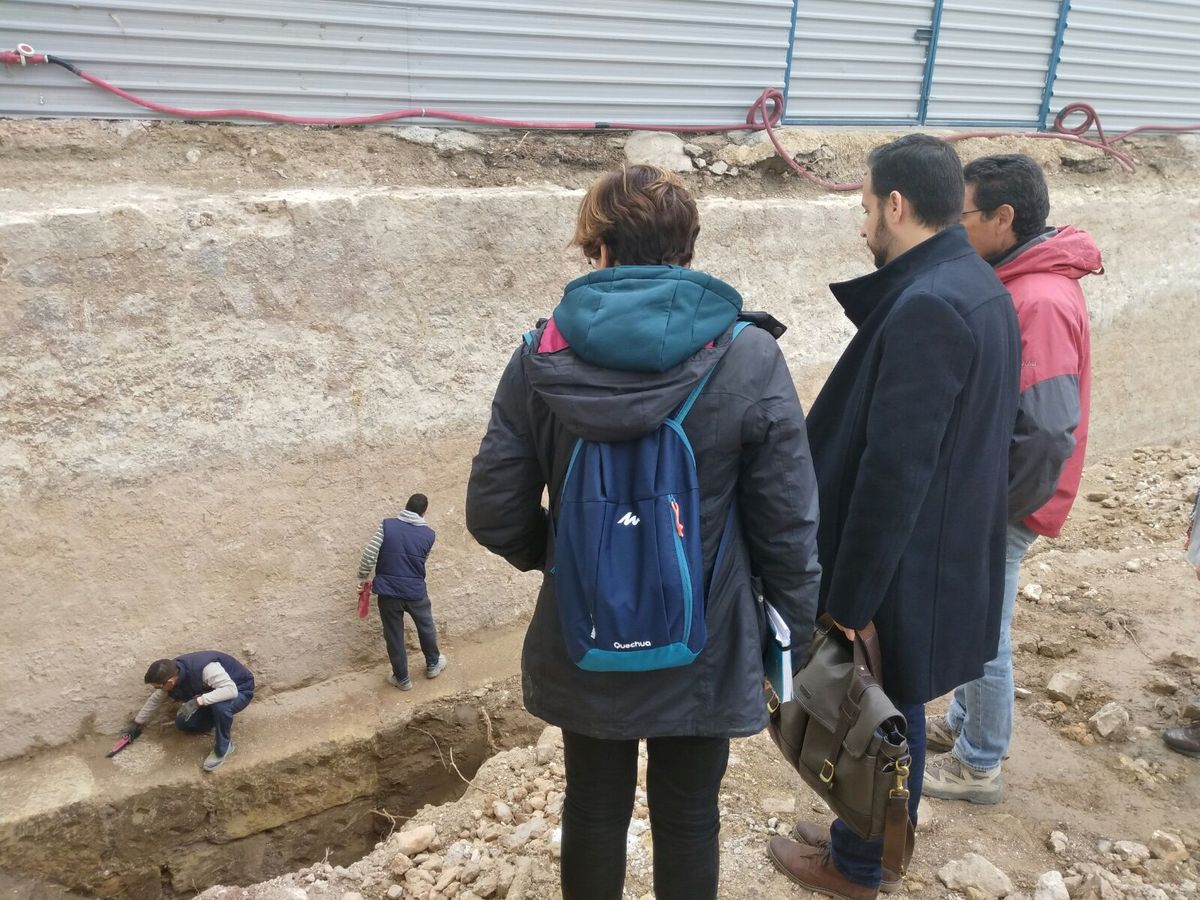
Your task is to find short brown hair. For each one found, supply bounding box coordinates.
[572,165,700,267]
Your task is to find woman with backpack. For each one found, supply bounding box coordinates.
[466,165,822,900]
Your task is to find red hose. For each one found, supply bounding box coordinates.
[5,44,1198,191]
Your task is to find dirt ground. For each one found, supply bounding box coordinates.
[1,117,1196,199]
[193,443,1200,900]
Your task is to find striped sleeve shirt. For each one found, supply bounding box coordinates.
[358,524,385,581]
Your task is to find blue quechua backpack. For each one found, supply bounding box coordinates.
[547,322,749,672]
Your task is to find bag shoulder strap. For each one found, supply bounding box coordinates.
[882,771,916,877]
[671,320,752,426]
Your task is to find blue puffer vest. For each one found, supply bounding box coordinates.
[373,518,436,600]
[169,651,255,701]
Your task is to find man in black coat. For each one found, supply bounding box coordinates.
[769,135,1020,900]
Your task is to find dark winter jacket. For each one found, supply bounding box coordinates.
[374,516,437,600]
[169,651,255,702]
[466,266,822,739]
[806,226,1021,705]
[995,226,1100,536]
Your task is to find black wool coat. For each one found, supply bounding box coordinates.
[806,226,1021,704]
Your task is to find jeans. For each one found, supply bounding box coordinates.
[560,731,730,900]
[176,689,253,756]
[378,594,441,681]
[830,702,926,887]
[945,522,1038,771]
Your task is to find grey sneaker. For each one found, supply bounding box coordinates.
[922,753,1003,804]
[202,743,234,772]
[388,674,413,691]
[426,654,448,679]
[925,715,958,754]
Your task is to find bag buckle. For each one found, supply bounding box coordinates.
[819,759,835,785]
[889,761,910,799]
[765,684,781,715]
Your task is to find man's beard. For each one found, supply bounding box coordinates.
[871,217,892,269]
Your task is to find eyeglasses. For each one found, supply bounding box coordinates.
[961,209,985,217]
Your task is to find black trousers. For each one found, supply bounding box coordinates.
[560,730,730,900]
[378,594,440,680]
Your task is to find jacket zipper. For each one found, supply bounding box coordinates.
[668,495,694,645]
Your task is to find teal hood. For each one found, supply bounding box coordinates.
[552,266,743,372]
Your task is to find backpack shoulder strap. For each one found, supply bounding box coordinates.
[522,318,551,350]
[671,321,752,426]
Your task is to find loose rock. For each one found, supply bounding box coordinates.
[938,853,1014,898]
[1048,831,1069,855]
[1167,652,1200,670]
[1039,639,1073,659]
[434,130,484,156]
[1090,702,1131,740]
[391,853,414,877]
[535,726,561,764]
[395,825,438,857]
[492,801,514,824]
[1149,674,1181,695]
[396,126,440,146]
[1034,871,1070,900]
[1148,830,1188,862]
[1047,671,1084,704]
[1023,583,1044,602]
[1114,840,1152,865]
[623,131,693,172]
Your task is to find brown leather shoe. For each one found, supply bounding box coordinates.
[1164,722,1200,757]
[768,837,879,900]
[789,822,902,893]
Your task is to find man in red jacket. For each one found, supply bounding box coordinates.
[925,154,1102,803]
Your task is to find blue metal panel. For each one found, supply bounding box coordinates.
[1038,0,1073,128]
[916,0,946,123]
[781,0,802,117]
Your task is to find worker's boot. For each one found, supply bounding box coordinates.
[202,743,234,772]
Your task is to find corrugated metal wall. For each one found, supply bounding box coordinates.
[1050,0,1200,131]
[1,0,795,124]
[3,0,1198,129]
[924,0,1062,126]
[786,0,935,124]
[785,0,1062,126]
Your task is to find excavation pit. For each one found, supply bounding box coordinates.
[0,675,542,899]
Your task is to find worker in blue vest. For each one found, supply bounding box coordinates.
[358,493,448,690]
[126,651,255,771]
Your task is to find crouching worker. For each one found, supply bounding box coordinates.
[125,651,255,771]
